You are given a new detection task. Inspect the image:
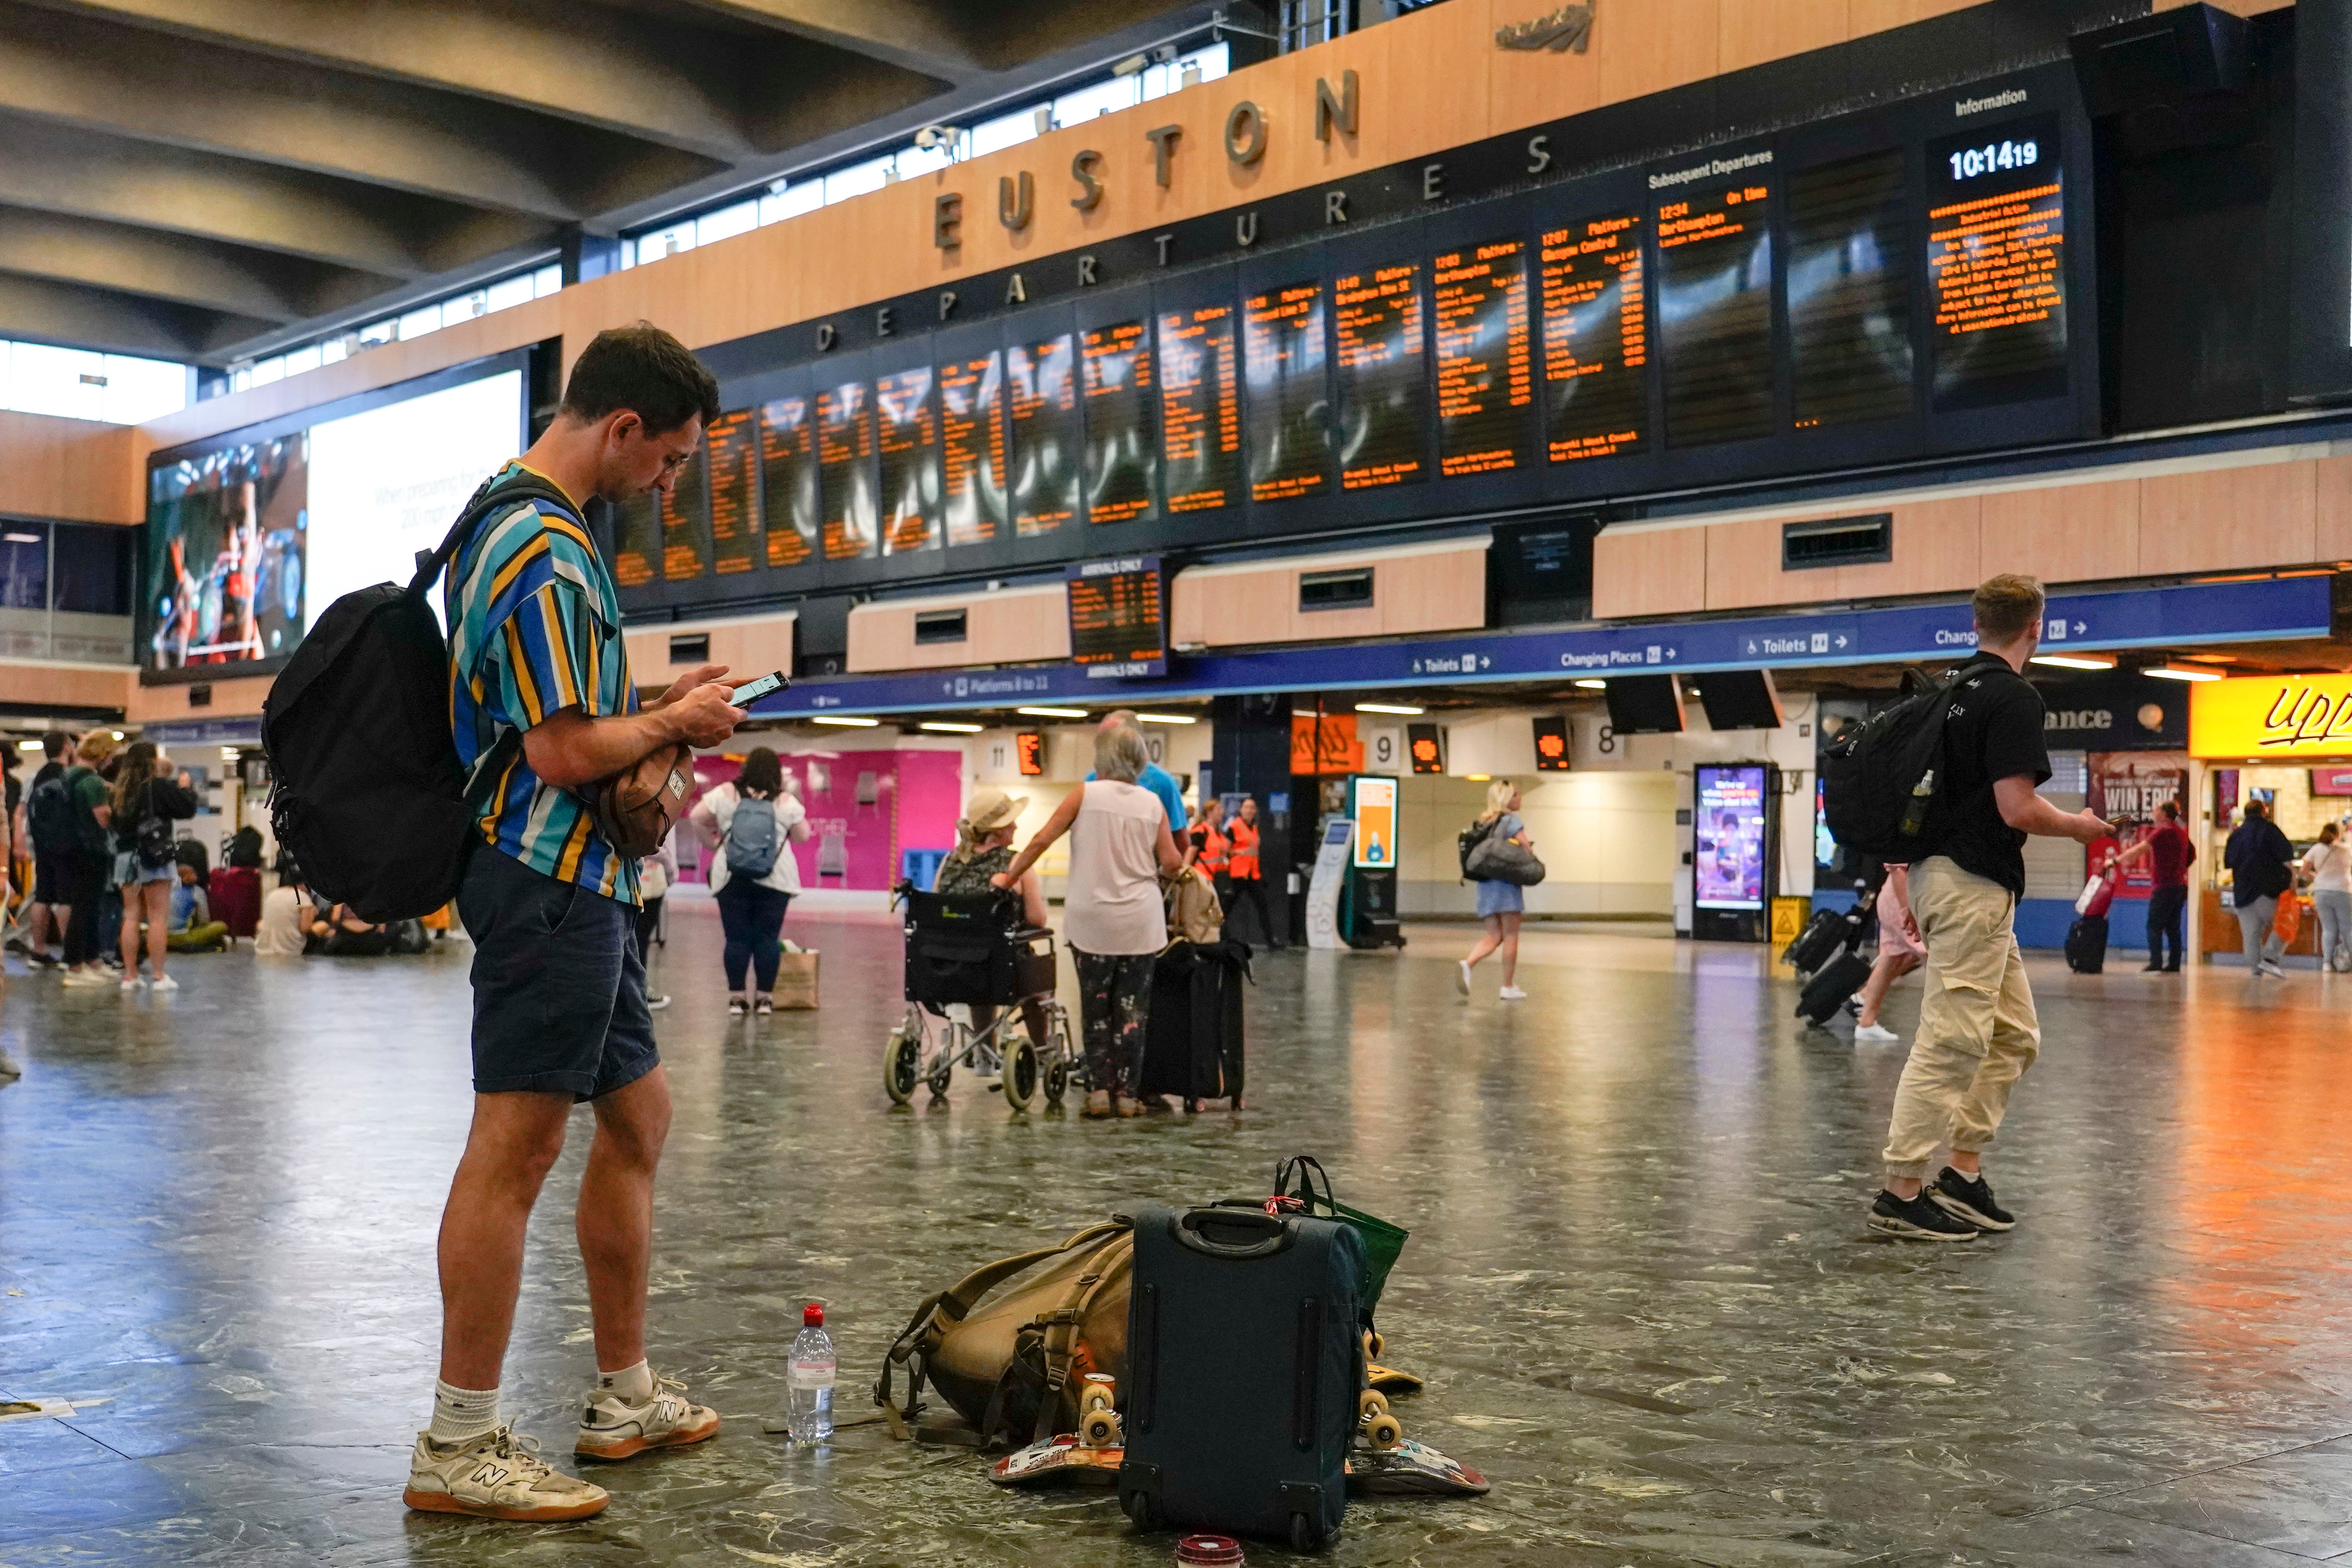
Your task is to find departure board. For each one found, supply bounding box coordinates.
[1158,304,1242,511]
[1657,176,1774,446]
[1539,215,1647,462]
[705,407,758,576]
[817,380,877,561]
[612,491,659,589]
[1927,114,2067,411]
[875,367,941,557]
[1789,149,1913,429]
[938,351,1008,547]
[1334,263,1427,489]
[659,442,709,581]
[758,395,817,569]
[1066,555,1166,674]
[1433,240,1533,477]
[1243,281,1331,502]
[1009,334,1081,535]
[1081,321,1158,525]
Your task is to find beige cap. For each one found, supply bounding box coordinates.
[961,786,1025,837]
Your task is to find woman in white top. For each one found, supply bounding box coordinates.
[997,724,1181,1117]
[2303,822,2352,971]
[687,747,811,1016]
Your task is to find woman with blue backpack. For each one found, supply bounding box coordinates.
[687,747,809,1016]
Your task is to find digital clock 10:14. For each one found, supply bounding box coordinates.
[1948,139,2040,181]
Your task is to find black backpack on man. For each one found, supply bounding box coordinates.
[1820,666,1973,860]
[261,472,565,922]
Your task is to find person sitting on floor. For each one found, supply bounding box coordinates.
[254,861,315,958]
[166,861,229,952]
[309,903,428,957]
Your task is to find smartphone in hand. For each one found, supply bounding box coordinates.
[728,670,789,706]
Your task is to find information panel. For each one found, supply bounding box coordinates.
[1434,239,1533,477]
[1788,149,1913,429]
[1539,214,1647,462]
[817,380,877,562]
[875,366,941,557]
[1927,113,2067,412]
[938,351,1008,547]
[1158,303,1242,512]
[1009,334,1081,535]
[1694,763,1768,910]
[1657,174,1774,446]
[659,443,709,582]
[1333,263,1427,490]
[759,395,817,569]
[705,407,758,576]
[1081,321,1158,525]
[612,491,660,589]
[1066,555,1166,676]
[1243,280,1331,502]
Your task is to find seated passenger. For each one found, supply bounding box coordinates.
[254,876,314,957]
[313,903,404,957]
[166,862,229,952]
[936,787,1051,1062]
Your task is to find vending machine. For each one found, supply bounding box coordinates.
[1339,774,1406,950]
[1691,763,1780,943]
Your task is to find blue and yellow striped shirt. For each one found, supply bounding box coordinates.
[445,462,641,905]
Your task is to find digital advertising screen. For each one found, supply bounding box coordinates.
[1243,280,1331,502]
[1352,774,1397,869]
[1081,321,1158,525]
[1540,214,1647,463]
[1926,114,2067,412]
[1657,172,1775,446]
[1158,304,1242,512]
[938,352,1009,547]
[703,406,758,576]
[1333,262,1427,490]
[875,366,942,557]
[1693,764,1769,911]
[759,395,818,569]
[1433,239,1533,477]
[1009,334,1081,536]
[1066,555,1165,675]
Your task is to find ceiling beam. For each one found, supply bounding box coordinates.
[20,0,760,159]
[0,6,725,219]
[674,0,986,78]
[0,272,263,359]
[0,207,403,323]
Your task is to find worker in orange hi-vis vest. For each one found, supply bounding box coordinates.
[1221,796,1281,950]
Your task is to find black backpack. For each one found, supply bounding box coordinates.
[226,824,263,869]
[27,767,72,851]
[1455,818,1493,879]
[1820,666,1972,859]
[261,472,565,922]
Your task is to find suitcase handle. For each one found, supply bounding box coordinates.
[1173,1208,1295,1260]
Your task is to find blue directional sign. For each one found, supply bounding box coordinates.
[748,573,2334,718]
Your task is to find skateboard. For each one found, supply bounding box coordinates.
[992,1434,1491,1497]
[990,1433,1125,1487]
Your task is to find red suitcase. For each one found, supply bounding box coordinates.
[209,866,261,939]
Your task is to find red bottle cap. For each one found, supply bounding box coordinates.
[803,1302,824,1327]
[1175,1535,1244,1566]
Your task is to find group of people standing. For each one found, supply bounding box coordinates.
[14,729,204,992]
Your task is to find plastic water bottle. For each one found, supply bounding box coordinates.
[788,1301,836,1443]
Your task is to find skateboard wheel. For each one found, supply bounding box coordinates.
[1365,1411,1403,1450]
[1358,1389,1389,1420]
[1081,1408,1121,1447]
[1081,1375,1116,1415]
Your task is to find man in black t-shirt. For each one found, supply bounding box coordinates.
[1869,576,2111,1242]
[12,733,71,966]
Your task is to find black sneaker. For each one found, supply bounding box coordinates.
[1929,1167,2015,1231]
[1868,1188,1978,1242]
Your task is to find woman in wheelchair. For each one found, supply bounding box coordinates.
[935,788,1051,1061]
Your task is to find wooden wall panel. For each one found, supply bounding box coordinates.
[1701,518,1786,609]
[1488,0,1604,137]
[621,612,796,690]
[1833,495,1980,599]
[1978,479,2141,585]
[1592,526,1705,618]
[0,413,143,524]
[0,662,134,713]
[1721,0,1849,76]
[1849,0,1985,30]
[2139,459,2316,576]
[1598,0,1720,103]
[846,587,1069,673]
[1170,541,1487,647]
[2312,454,2352,563]
[125,673,271,724]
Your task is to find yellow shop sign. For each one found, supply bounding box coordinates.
[2190,674,2352,757]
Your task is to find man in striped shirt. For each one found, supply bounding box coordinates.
[406,325,744,1523]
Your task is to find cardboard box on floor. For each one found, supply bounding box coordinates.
[771,950,818,1010]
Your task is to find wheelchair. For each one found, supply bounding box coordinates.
[884,884,1080,1112]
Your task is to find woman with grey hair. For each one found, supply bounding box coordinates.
[997,723,1182,1116]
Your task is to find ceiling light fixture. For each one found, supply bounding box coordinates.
[2028,653,2117,671]
[1573,679,1607,690]
[1354,702,1425,716]
[1136,712,1197,724]
[811,714,881,726]
[919,721,984,733]
[15,739,40,750]
[2142,663,2222,683]
[1017,706,1088,719]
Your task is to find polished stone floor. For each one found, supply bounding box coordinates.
[6,896,2352,1566]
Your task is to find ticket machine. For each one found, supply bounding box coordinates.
[1339,774,1405,950]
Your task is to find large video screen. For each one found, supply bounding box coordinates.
[1693,764,1768,912]
[146,367,523,672]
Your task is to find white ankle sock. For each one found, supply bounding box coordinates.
[598,1360,654,1403]
[428,1379,500,1446]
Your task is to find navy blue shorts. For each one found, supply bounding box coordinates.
[457,847,658,1101]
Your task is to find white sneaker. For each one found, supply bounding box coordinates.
[647,994,671,1011]
[1854,1022,1901,1042]
[0,1048,20,1077]
[2259,962,2287,978]
[61,968,110,989]
[1499,985,1528,1001]
[575,1371,720,1461]
[119,976,143,992]
[1456,960,1473,996]
[149,974,178,993]
[404,1424,609,1521]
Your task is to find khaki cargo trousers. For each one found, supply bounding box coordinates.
[1881,855,2042,1180]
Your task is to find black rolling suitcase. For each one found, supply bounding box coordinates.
[1782,906,1851,976]
[1796,945,1875,1026]
[2065,914,2108,974]
[1139,940,1248,1104]
[1120,1204,1364,1549]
